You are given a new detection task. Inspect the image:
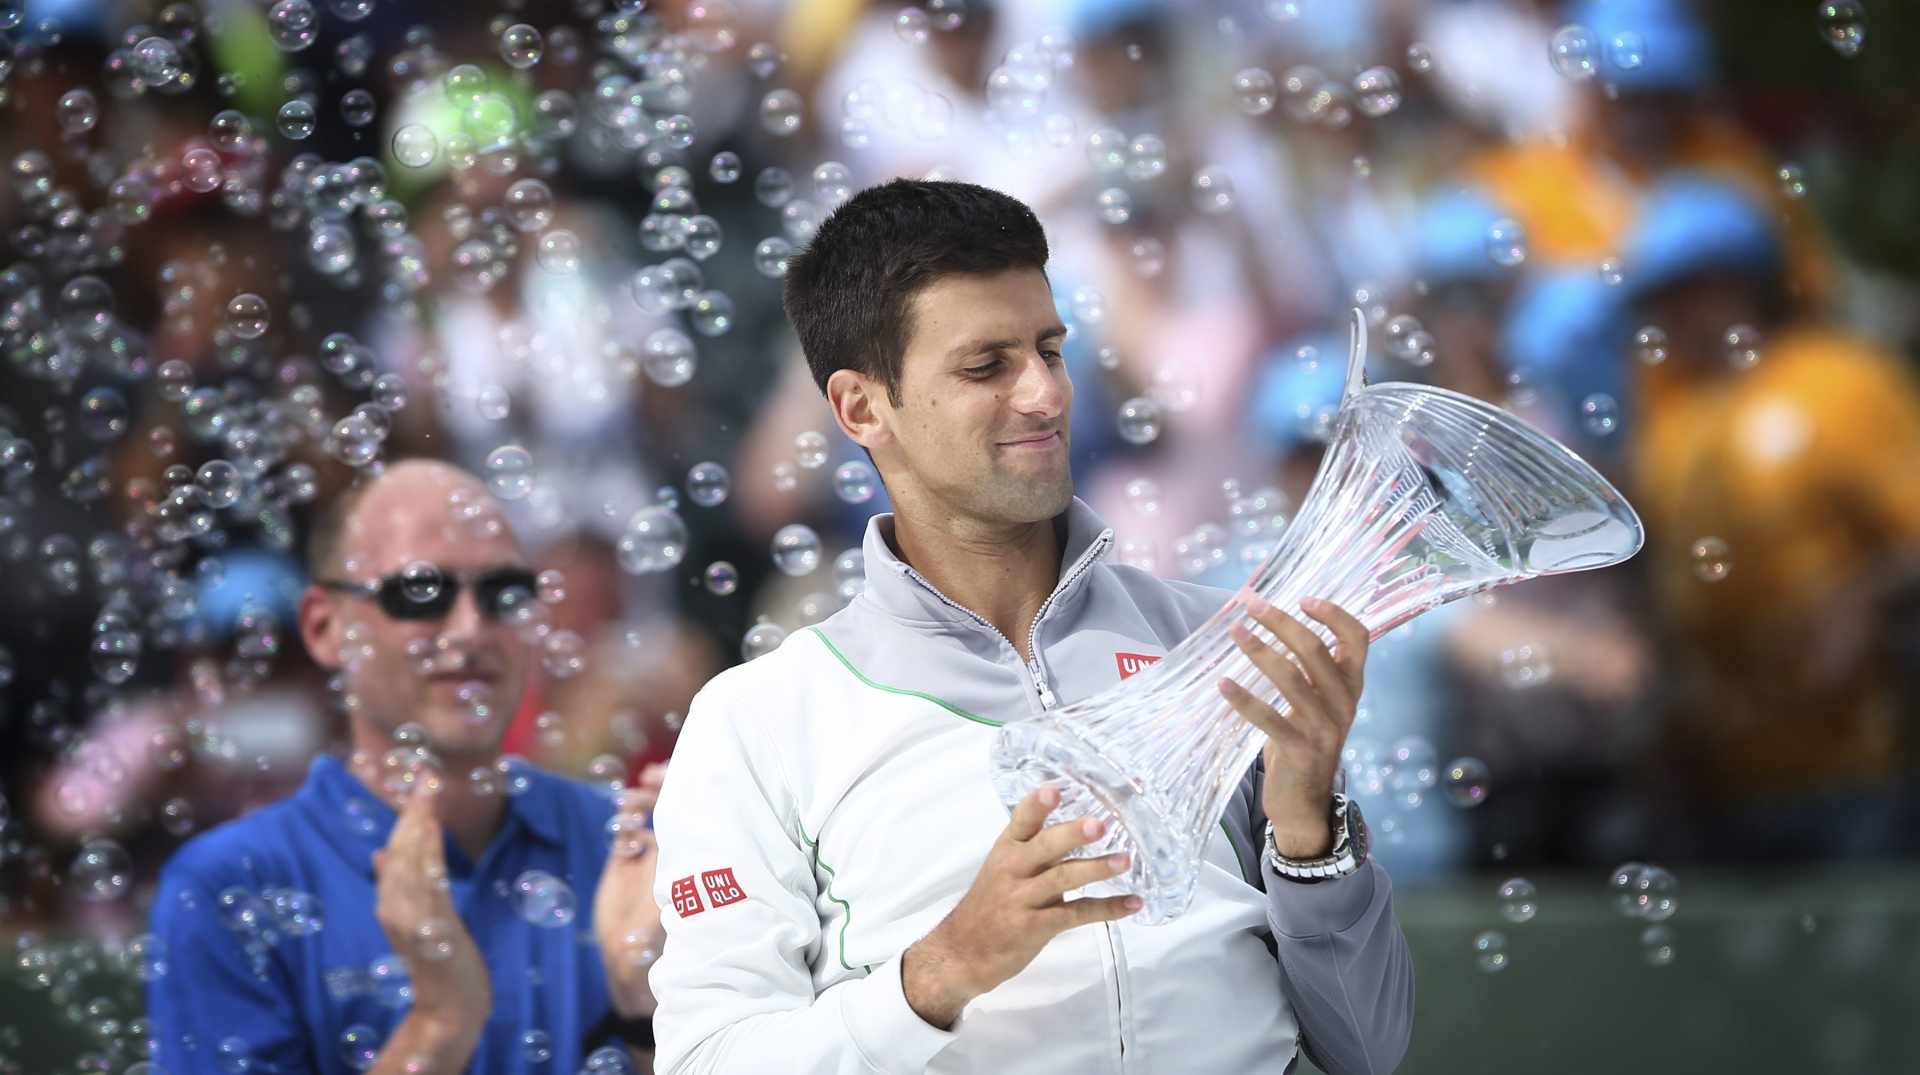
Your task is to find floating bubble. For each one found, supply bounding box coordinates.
[772,524,822,576]
[485,445,534,500]
[1486,218,1527,266]
[391,124,436,168]
[1125,134,1168,181]
[216,1036,253,1073]
[1116,397,1162,445]
[788,431,828,470]
[445,64,489,108]
[1473,930,1509,972]
[60,274,116,338]
[79,387,129,441]
[709,153,743,186]
[1580,393,1619,436]
[834,460,877,503]
[1496,643,1554,688]
[1633,325,1669,365]
[1549,24,1600,79]
[704,561,739,595]
[1777,162,1807,199]
[475,384,511,421]
[691,290,734,336]
[754,236,792,277]
[1816,0,1866,57]
[1443,756,1490,807]
[399,560,442,604]
[161,796,195,834]
[500,23,543,68]
[1191,166,1234,213]
[1352,66,1401,116]
[1722,323,1763,369]
[1608,30,1646,69]
[57,88,98,133]
[1233,67,1276,114]
[1690,536,1731,582]
[755,166,795,207]
[536,229,581,274]
[813,161,853,206]
[771,461,799,491]
[1640,924,1676,967]
[1129,237,1165,277]
[339,1025,379,1070]
[504,178,555,232]
[1095,187,1132,224]
[1406,41,1434,72]
[226,293,269,339]
[1497,878,1538,923]
[512,870,578,927]
[927,0,965,30]
[266,0,318,50]
[275,98,317,139]
[1149,364,1201,412]
[896,6,931,45]
[833,548,866,600]
[542,630,588,678]
[617,506,688,574]
[761,89,804,135]
[1597,256,1625,286]
[180,147,224,194]
[70,838,134,901]
[642,327,697,387]
[687,462,731,507]
[340,88,376,127]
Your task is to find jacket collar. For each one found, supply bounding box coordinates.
[858,496,1116,630]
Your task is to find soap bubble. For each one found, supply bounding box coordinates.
[70,838,133,901]
[57,88,98,133]
[1608,30,1646,69]
[813,161,854,206]
[1816,0,1866,57]
[1129,237,1165,276]
[1096,187,1132,224]
[1406,42,1434,72]
[1352,67,1401,116]
[690,290,734,336]
[642,327,697,387]
[761,89,804,135]
[504,178,555,232]
[485,445,535,500]
[1632,325,1668,365]
[511,870,578,927]
[687,462,730,507]
[536,229,581,274]
[710,152,742,183]
[400,561,443,604]
[1549,24,1600,79]
[772,524,822,576]
[1597,256,1625,286]
[182,147,223,192]
[1125,134,1167,181]
[754,236,792,277]
[834,461,877,503]
[618,507,689,574]
[794,431,829,469]
[1443,756,1490,807]
[1116,397,1162,445]
[79,387,129,441]
[542,630,588,678]
[896,7,931,45]
[278,99,317,139]
[1640,924,1676,967]
[1497,878,1538,923]
[266,0,319,50]
[1777,162,1807,199]
[216,1036,253,1072]
[704,561,739,595]
[339,1025,379,1070]
[1722,323,1763,369]
[1690,536,1731,582]
[743,620,788,660]
[928,0,965,30]
[1496,643,1554,688]
[1191,166,1234,213]
[59,275,116,339]
[521,1029,553,1064]
[1233,67,1275,114]
[1580,393,1619,435]
[476,384,511,421]
[226,293,269,339]
[1472,930,1509,972]
[500,23,543,68]
[755,166,795,206]
[340,89,377,127]
[1486,218,1527,266]
[392,124,437,168]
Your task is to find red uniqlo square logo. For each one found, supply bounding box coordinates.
[1116,652,1162,680]
[670,875,704,916]
[702,868,746,907]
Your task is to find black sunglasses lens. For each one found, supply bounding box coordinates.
[475,570,539,621]
[380,574,458,620]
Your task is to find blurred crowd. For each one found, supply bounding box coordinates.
[0,0,1918,1066]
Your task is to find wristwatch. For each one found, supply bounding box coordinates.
[1265,794,1370,882]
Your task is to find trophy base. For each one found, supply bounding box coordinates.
[989,717,1200,925]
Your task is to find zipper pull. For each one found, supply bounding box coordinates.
[1029,658,1058,709]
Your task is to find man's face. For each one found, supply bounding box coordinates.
[299,465,533,759]
[866,268,1075,525]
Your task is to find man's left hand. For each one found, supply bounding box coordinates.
[594,763,668,1018]
[1218,595,1369,860]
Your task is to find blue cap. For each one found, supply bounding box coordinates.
[1500,267,1630,437]
[1413,188,1510,286]
[1247,335,1350,455]
[1623,174,1780,296]
[1566,0,1713,92]
[198,546,305,644]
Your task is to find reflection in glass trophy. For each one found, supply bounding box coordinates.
[991,310,1645,924]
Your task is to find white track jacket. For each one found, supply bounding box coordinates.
[651,499,1415,1075]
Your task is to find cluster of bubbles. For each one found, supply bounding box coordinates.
[1610,862,1681,966]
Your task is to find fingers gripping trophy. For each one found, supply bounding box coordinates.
[990,310,1645,924]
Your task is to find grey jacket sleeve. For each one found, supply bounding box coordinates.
[1226,762,1416,1075]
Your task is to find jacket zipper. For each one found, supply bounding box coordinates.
[892,529,1113,713]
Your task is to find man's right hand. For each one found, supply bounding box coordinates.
[370,782,492,1071]
[901,785,1141,1030]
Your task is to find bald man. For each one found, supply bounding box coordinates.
[147,460,664,1075]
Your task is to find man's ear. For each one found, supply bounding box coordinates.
[826,367,893,453]
[298,585,343,673]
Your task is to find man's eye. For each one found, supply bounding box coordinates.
[964,361,1000,378]
[1041,349,1063,363]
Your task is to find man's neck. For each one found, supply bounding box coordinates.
[349,720,507,863]
[890,502,1064,663]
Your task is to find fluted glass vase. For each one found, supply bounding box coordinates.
[990,311,1644,924]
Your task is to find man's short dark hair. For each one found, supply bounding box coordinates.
[782,179,1049,405]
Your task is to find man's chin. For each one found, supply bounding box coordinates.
[984,470,1075,524]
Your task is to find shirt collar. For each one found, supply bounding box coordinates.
[300,752,573,876]
[857,495,1115,627]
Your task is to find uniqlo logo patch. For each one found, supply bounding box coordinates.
[1116,652,1162,679]
[702,868,746,908]
[670,875,704,916]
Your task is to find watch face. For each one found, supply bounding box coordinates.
[1348,798,1372,860]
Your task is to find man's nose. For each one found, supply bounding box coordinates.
[438,581,487,639]
[1011,351,1066,418]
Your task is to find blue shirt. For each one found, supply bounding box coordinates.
[147,755,618,1075]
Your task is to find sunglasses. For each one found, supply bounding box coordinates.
[319,565,540,622]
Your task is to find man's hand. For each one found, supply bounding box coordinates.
[595,763,668,1019]
[1219,595,1369,859]
[369,781,491,1072]
[902,785,1140,1030]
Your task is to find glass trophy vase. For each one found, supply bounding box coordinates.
[989,311,1644,924]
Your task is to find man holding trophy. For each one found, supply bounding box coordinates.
[647,180,1416,1074]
